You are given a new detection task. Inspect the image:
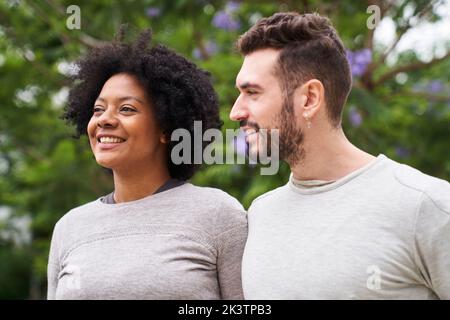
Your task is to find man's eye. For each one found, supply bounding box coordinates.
[247,91,257,96]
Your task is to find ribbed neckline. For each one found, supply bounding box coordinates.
[93,182,192,208]
[288,154,386,195]
[291,178,336,188]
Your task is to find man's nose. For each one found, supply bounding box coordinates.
[229,96,249,122]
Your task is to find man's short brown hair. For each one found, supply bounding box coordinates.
[237,12,352,127]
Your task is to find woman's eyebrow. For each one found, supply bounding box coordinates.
[117,96,145,104]
[95,96,145,104]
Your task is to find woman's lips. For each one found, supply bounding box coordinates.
[97,141,125,150]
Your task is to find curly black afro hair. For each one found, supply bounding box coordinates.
[63,28,222,181]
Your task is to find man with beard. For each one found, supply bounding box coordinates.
[230,12,450,299]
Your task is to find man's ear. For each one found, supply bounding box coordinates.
[300,79,324,117]
[293,79,324,128]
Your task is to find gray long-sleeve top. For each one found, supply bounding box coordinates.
[47,183,248,299]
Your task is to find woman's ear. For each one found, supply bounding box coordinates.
[160,133,169,144]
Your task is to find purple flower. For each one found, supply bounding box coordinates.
[192,48,202,60]
[395,146,410,159]
[146,7,161,18]
[225,1,241,13]
[192,41,218,60]
[349,108,363,127]
[212,10,240,31]
[427,80,444,93]
[206,41,218,55]
[346,49,372,77]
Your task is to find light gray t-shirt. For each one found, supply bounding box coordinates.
[242,154,450,299]
[47,183,247,300]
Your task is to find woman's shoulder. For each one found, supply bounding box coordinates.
[181,183,247,231]
[183,183,244,209]
[53,198,102,230]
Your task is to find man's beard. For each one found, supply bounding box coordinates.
[275,96,305,166]
[243,95,305,167]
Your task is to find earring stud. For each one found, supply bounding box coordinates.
[303,112,312,128]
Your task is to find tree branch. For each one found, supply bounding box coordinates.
[78,34,108,48]
[26,0,107,48]
[376,0,434,66]
[388,90,450,103]
[373,51,450,86]
[193,30,210,60]
[360,0,394,90]
[363,0,438,91]
[364,0,391,50]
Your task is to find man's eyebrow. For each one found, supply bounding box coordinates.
[236,82,263,90]
[95,96,145,104]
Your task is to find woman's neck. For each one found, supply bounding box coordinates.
[112,162,171,203]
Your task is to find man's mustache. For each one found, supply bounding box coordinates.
[240,120,260,132]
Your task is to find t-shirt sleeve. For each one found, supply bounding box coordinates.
[413,186,450,299]
[47,221,62,300]
[215,199,248,300]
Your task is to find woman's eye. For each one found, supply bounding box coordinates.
[120,106,136,113]
[93,106,104,113]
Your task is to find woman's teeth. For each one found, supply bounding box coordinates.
[99,137,125,143]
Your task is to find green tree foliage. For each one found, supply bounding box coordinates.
[0,0,449,299]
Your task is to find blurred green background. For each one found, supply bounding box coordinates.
[0,0,449,299]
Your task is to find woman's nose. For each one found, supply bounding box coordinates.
[97,109,119,128]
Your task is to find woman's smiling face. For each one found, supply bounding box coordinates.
[87,73,166,172]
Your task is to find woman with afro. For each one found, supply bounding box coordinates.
[47,29,247,299]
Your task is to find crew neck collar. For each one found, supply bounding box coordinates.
[95,182,191,207]
[288,154,386,195]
